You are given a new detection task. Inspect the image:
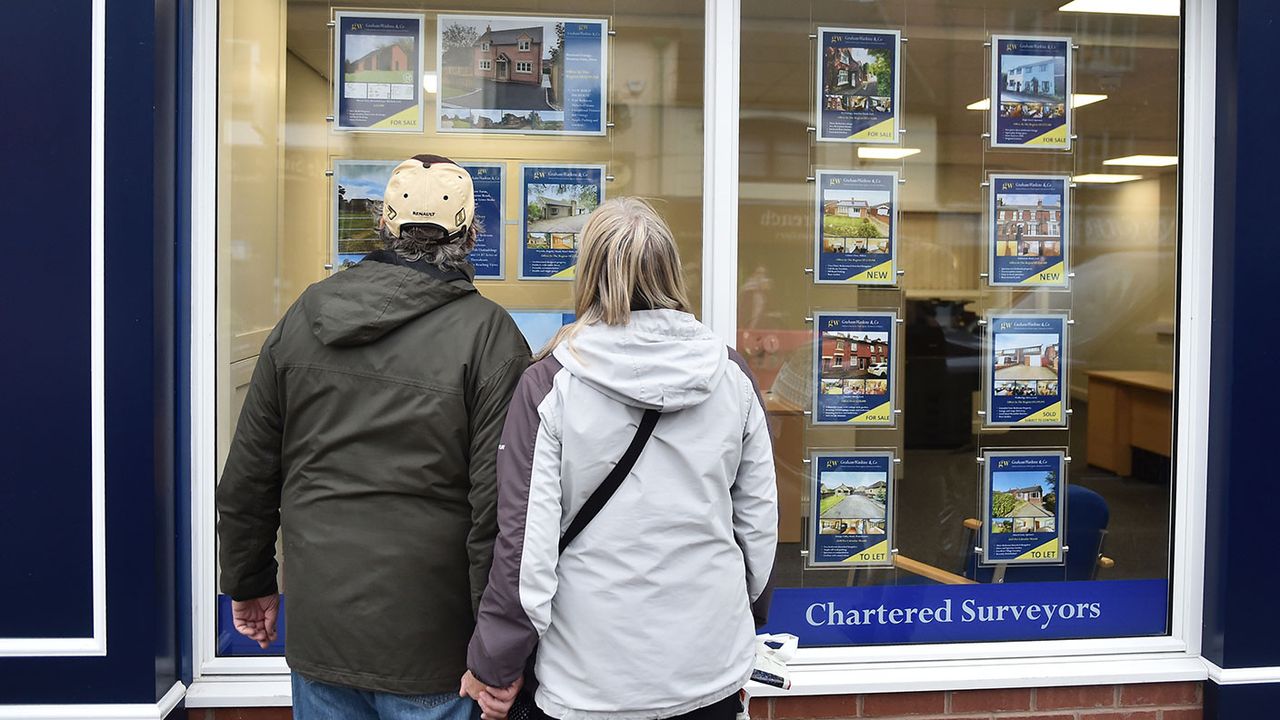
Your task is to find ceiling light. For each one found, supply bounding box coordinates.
[1073,173,1144,184]
[1103,155,1178,167]
[1059,0,1178,16]
[858,147,922,160]
[966,93,1107,111]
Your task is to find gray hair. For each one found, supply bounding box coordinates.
[379,221,479,271]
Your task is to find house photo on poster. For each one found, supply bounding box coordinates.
[332,160,504,278]
[816,27,900,144]
[990,35,1072,149]
[438,15,607,135]
[520,164,605,280]
[815,170,897,284]
[989,174,1069,287]
[810,450,894,568]
[333,12,424,132]
[981,449,1066,566]
[812,311,897,426]
[985,312,1068,427]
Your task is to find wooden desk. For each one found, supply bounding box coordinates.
[1086,370,1174,476]
[766,395,806,543]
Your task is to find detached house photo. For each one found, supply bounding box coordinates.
[993,332,1060,381]
[439,16,571,130]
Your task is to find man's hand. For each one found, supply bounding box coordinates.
[231,594,280,649]
[459,670,523,720]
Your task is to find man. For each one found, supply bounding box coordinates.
[217,155,530,720]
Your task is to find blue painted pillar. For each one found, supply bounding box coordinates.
[0,0,181,712]
[1203,0,1280,716]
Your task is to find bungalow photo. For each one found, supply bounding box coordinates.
[819,330,891,390]
[822,188,892,253]
[818,471,888,523]
[334,161,395,262]
[995,192,1062,258]
[439,16,568,130]
[343,33,417,101]
[823,44,893,100]
[526,181,599,241]
[993,332,1060,382]
[990,469,1058,534]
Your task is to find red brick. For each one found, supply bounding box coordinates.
[1080,712,1159,720]
[189,711,292,720]
[772,694,858,719]
[1160,711,1203,720]
[1036,685,1117,709]
[1119,683,1199,707]
[951,688,1032,712]
[997,715,1076,720]
[862,691,946,717]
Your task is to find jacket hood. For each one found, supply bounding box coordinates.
[552,309,727,411]
[302,255,475,346]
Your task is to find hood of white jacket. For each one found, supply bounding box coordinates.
[552,309,727,412]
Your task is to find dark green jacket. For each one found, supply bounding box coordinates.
[216,251,530,694]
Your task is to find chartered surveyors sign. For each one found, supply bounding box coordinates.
[762,579,1168,645]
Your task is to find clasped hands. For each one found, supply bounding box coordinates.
[459,670,523,720]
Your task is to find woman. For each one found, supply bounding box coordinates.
[461,198,778,720]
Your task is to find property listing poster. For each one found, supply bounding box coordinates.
[334,12,425,132]
[810,450,894,568]
[990,35,1072,149]
[815,170,898,284]
[438,15,608,136]
[816,28,900,144]
[989,174,1069,287]
[520,164,605,280]
[812,311,897,426]
[985,313,1068,427]
[981,449,1066,565]
[510,310,576,354]
[459,163,504,279]
[332,160,503,277]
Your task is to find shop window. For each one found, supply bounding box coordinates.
[211,0,705,661]
[740,1,1180,648]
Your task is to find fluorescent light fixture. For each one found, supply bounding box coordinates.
[1071,93,1108,108]
[1059,0,1178,16]
[422,72,438,94]
[1072,173,1143,184]
[966,93,1107,111]
[858,147,922,160]
[1103,154,1178,167]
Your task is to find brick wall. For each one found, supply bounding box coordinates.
[186,682,1203,720]
[766,682,1202,720]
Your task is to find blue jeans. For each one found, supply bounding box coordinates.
[292,673,480,720]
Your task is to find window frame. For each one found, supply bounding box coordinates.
[187,0,1216,706]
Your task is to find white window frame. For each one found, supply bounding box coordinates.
[188,0,1216,706]
[479,59,492,71]
[518,37,531,51]
[516,60,533,74]
[481,40,490,51]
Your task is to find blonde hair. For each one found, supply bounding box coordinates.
[536,197,692,360]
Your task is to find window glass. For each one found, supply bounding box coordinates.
[215,0,704,656]
[739,0,1180,645]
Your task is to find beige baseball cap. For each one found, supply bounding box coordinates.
[381,154,475,240]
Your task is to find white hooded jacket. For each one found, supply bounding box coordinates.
[467,310,778,720]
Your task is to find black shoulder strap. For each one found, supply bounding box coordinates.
[559,409,661,554]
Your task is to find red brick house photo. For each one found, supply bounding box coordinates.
[474,24,543,85]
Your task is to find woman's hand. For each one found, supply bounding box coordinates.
[459,670,524,720]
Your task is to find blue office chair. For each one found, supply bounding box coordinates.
[963,484,1113,583]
